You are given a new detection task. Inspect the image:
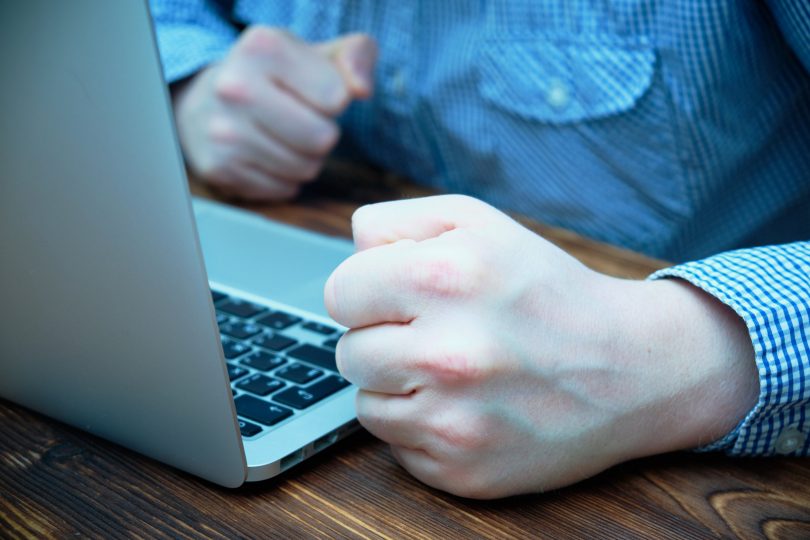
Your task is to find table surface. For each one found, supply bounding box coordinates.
[3,167,809,539]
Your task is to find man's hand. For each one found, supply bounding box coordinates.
[325,195,759,499]
[172,28,377,200]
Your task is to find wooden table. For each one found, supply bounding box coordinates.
[3,167,810,539]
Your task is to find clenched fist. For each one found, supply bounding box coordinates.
[172,27,377,200]
[325,195,758,499]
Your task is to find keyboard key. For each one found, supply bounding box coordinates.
[220,321,262,340]
[273,375,350,410]
[240,350,286,371]
[301,322,337,335]
[211,290,228,304]
[322,338,339,349]
[218,300,267,319]
[287,344,337,371]
[236,374,285,396]
[256,311,302,330]
[253,333,297,352]
[227,364,249,382]
[235,395,293,426]
[275,363,322,384]
[221,340,252,359]
[238,419,262,437]
[216,312,231,325]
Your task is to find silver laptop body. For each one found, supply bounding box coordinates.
[0,0,357,487]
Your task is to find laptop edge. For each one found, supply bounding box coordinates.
[0,0,356,487]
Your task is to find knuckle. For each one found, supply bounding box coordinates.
[213,70,253,105]
[205,115,240,146]
[416,337,501,385]
[418,336,499,384]
[419,349,482,384]
[429,412,489,452]
[408,250,484,299]
[238,26,290,58]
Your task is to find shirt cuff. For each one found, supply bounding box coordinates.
[648,242,810,457]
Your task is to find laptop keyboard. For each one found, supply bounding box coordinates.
[210,289,349,440]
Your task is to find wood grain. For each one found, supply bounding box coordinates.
[2,165,808,539]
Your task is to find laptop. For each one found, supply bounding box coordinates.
[0,1,360,487]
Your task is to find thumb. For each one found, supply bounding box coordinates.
[315,33,378,99]
[351,195,506,251]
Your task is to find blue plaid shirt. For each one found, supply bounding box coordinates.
[150,1,810,458]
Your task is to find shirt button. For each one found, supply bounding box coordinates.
[391,68,407,97]
[546,78,571,110]
[774,426,806,455]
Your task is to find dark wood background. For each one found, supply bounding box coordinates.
[2,167,809,539]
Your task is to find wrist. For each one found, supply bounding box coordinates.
[169,66,206,110]
[615,278,759,457]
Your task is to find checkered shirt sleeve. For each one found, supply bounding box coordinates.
[149,0,237,83]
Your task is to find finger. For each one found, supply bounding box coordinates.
[212,162,300,201]
[337,323,423,394]
[237,120,325,182]
[389,446,447,491]
[355,390,428,449]
[233,27,350,116]
[248,81,340,157]
[324,239,422,328]
[315,33,378,99]
[351,194,505,251]
[392,445,497,499]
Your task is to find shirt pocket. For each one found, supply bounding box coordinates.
[467,33,691,254]
[478,37,656,125]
